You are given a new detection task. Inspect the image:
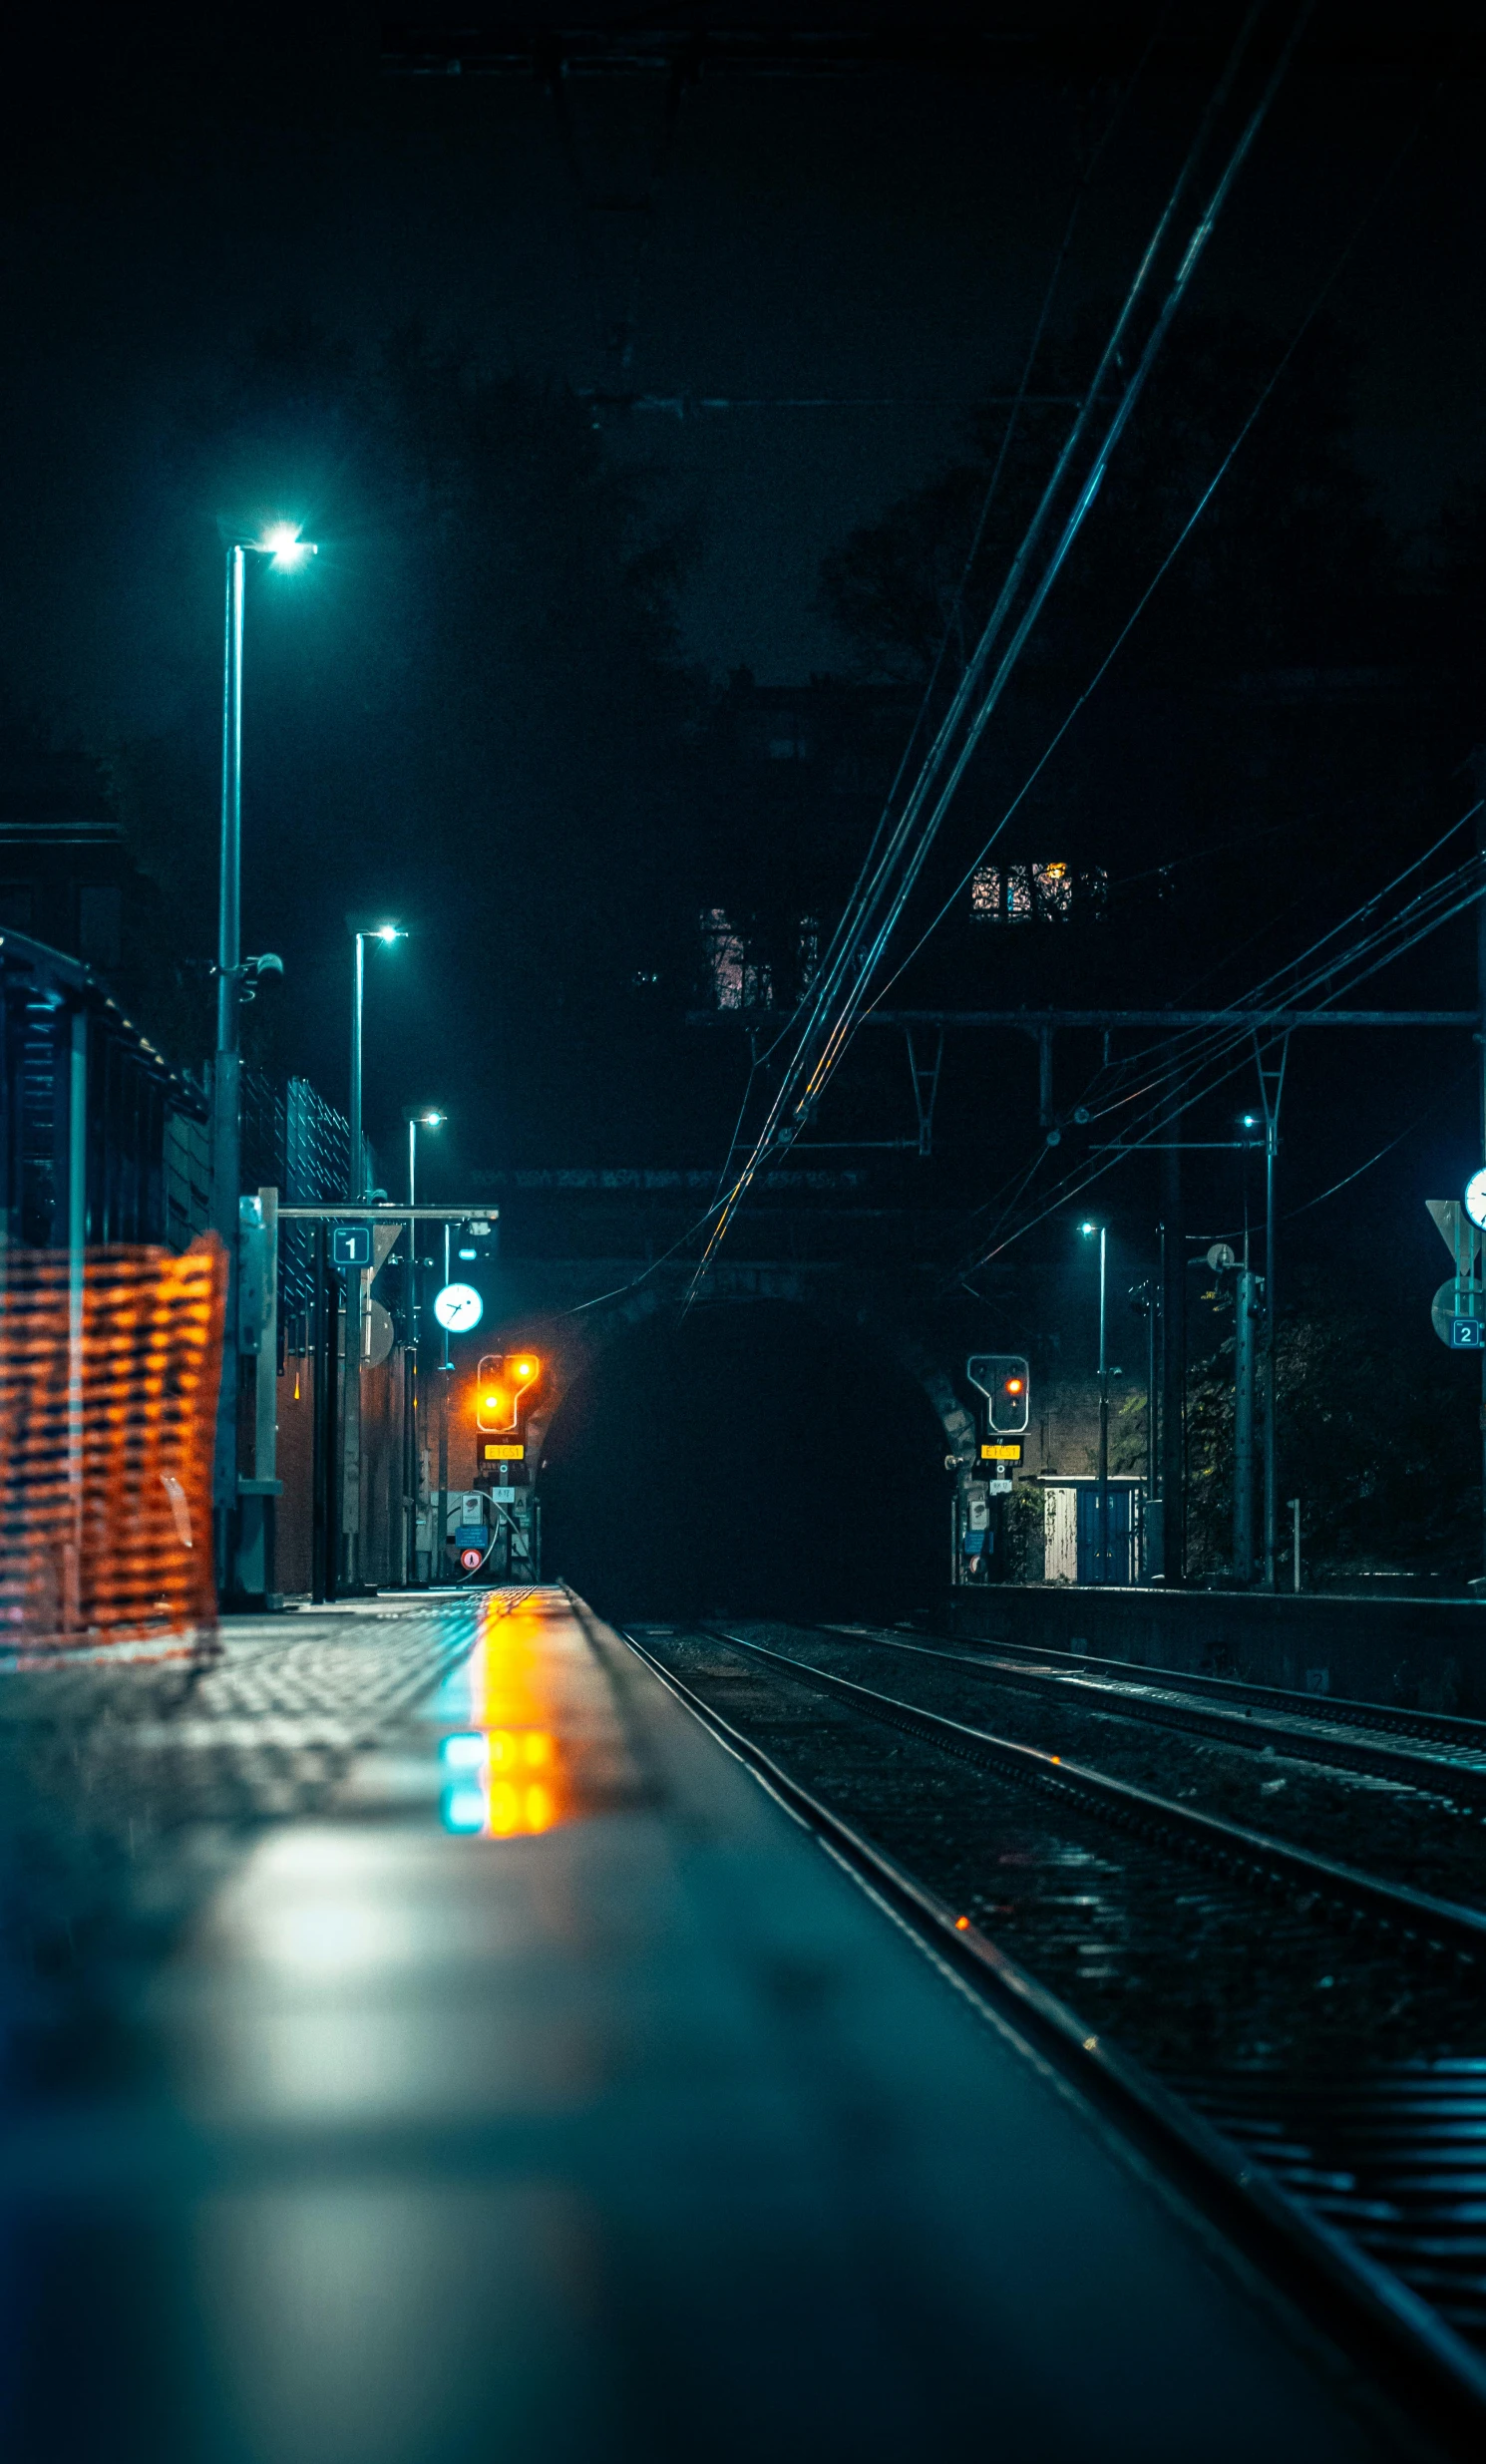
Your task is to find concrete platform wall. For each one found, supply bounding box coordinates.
[943,1584,1486,1716]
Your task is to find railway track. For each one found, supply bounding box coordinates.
[620,1616,1486,2453]
[898,1625,1483,1752]
[823,1621,1486,1802]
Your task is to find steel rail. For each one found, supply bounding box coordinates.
[700,1627,1486,1965]
[608,1615,1486,2451]
[816,1624,1486,1802]
[891,1622,1486,1753]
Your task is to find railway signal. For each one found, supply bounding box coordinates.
[475,1352,543,1436]
[967,1353,1030,1436]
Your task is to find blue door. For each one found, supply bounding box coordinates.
[1076,1486,1132,1584]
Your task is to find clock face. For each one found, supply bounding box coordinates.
[433,1281,483,1333]
[1466,1169,1486,1232]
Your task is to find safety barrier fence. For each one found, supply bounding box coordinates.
[0,1238,225,1651]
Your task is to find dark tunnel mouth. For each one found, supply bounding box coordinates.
[538,1298,949,1623]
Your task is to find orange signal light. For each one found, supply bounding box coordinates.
[475,1351,539,1434]
[1004,1376,1024,1395]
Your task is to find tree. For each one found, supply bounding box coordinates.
[108,326,708,1164]
[818,310,1394,688]
[808,307,1451,1006]
[1184,1296,1478,1584]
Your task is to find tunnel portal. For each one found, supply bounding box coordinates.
[539,1300,948,1620]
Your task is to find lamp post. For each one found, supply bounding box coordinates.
[399,1108,444,1588]
[404,1106,446,1206]
[348,922,405,1200]
[334,919,404,1593]
[1081,1221,1109,1583]
[211,523,315,1563]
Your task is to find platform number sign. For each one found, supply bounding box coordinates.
[1431,1277,1486,1351]
[966,1354,1030,1436]
[330,1224,372,1270]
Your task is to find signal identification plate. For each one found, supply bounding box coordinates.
[980,1442,1022,1462]
[484,1443,524,1460]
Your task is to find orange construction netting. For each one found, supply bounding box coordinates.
[0,1237,226,1651]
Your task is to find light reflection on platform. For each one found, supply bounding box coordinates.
[427,1591,569,1839]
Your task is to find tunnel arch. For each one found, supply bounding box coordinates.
[538,1297,950,1620]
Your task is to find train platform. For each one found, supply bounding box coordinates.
[0,1586,1414,2461]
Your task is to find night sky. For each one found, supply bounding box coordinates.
[0,4,1482,1304]
[2,7,1479,713]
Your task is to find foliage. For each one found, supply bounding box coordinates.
[104,326,707,1154]
[818,310,1392,688]
[1185,1299,1479,1580]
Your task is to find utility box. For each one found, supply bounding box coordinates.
[1038,1476,1144,1585]
[448,1490,493,1572]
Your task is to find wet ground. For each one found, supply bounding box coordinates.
[0,1591,1433,2462]
[630,1620,1486,2374]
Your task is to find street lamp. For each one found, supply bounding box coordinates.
[404,1107,446,1206]
[211,523,316,1549]
[212,523,318,1238]
[261,523,314,570]
[398,1104,444,1592]
[348,923,406,1199]
[1080,1221,1110,1583]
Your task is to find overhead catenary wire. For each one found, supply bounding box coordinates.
[956,829,1484,1252]
[686,2,1302,1302]
[1065,803,1482,1132]
[964,839,1486,1255]
[787,4,1306,1118]
[979,795,1484,1182]
[1286,1063,1471,1223]
[768,10,1270,1123]
[593,768,1481,1331]
[803,11,1306,1094]
[952,812,1486,1272]
[1088,1060,1478,1261]
[694,5,1272,1240]
[728,32,1163,1093]
[560,801,1480,1326]
[864,66,1442,1021]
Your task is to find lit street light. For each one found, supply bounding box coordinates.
[403,1106,446,1207]
[335,919,407,1595]
[261,523,314,569]
[1080,1221,1110,1583]
[211,523,316,1554]
[348,922,406,1199]
[212,523,318,1235]
[398,1106,446,1593]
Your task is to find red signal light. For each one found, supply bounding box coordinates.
[969,1354,1030,1436]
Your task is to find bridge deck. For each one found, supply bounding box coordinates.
[1,1587,1401,2461]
